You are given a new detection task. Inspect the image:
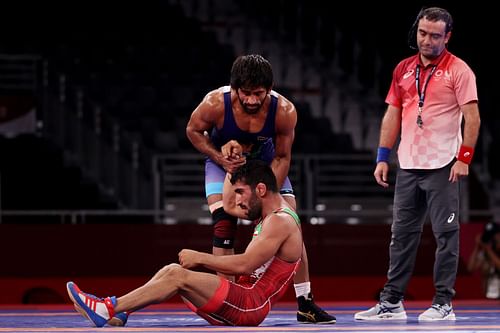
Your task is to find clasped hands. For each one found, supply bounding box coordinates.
[220,140,249,173]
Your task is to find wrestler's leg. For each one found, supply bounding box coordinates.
[282,194,335,324]
[115,264,221,313]
[206,160,237,268]
[208,194,236,258]
[67,265,223,327]
[282,195,310,284]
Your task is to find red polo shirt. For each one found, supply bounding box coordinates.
[386,49,478,169]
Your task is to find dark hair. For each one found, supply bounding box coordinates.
[230,160,278,193]
[230,54,273,90]
[418,7,453,33]
[408,7,453,49]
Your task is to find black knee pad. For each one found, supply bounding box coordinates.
[212,207,238,249]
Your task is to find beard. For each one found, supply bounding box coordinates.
[418,45,442,59]
[245,192,262,221]
[237,96,262,115]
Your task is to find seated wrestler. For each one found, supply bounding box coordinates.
[66,160,303,327]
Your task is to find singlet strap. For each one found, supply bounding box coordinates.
[223,89,233,128]
[260,92,278,134]
[274,207,301,226]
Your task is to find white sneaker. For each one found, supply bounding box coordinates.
[354,301,407,320]
[418,304,456,321]
[486,274,499,299]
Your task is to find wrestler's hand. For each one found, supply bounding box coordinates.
[221,140,244,159]
[220,140,246,173]
[178,249,201,269]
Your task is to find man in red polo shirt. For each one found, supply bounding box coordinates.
[355,7,480,321]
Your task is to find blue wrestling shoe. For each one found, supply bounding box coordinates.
[66,281,116,327]
[108,311,129,326]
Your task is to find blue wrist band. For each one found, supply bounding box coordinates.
[376,147,391,163]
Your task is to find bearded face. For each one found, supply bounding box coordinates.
[236,87,268,115]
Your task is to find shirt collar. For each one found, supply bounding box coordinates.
[417,48,448,68]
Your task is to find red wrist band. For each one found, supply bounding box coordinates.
[457,145,474,164]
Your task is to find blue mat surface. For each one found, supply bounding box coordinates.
[0,301,498,332]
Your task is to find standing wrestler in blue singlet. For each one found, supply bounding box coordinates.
[186,54,335,324]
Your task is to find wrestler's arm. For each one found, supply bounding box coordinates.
[222,173,244,218]
[271,96,296,188]
[186,89,225,165]
[179,215,291,275]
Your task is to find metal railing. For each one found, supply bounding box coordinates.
[152,153,495,224]
[153,153,393,224]
[1,53,494,224]
[0,54,40,92]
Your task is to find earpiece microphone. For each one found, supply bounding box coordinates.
[407,7,426,50]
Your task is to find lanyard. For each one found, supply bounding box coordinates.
[415,64,437,128]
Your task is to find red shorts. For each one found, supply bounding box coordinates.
[184,257,299,326]
[184,277,271,326]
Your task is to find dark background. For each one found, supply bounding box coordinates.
[0,1,494,303]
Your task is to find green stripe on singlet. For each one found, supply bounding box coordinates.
[252,207,301,238]
[275,207,301,226]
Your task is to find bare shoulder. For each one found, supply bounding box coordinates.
[193,87,226,122]
[273,91,297,129]
[263,210,297,233]
[275,92,297,116]
[263,210,302,260]
[201,87,226,110]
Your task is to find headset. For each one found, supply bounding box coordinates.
[407,7,426,50]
